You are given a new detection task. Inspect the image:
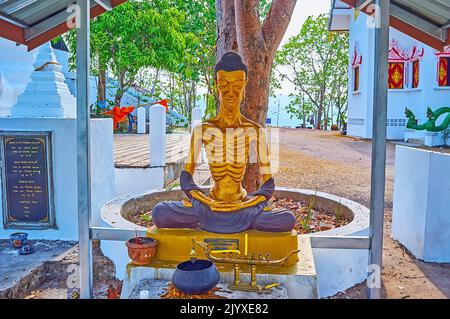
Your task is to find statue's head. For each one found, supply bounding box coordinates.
[215,51,248,113]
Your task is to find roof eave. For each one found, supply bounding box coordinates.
[339,0,449,51]
[0,0,128,51]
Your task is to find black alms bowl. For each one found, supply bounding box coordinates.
[172,259,220,295]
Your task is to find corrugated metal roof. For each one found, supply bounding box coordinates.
[0,0,74,26]
[0,0,128,50]
[332,0,450,50]
[392,0,449,27]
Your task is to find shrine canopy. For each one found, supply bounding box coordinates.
[330,0,450,51]
[0,0,128,51]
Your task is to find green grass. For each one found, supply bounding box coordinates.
[300,191,317,232]
[140,214,152,223]
[335,198,343,224]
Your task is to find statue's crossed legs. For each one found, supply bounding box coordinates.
[152,199,296,234]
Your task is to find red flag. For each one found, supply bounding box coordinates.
[104,106,135,131]
[154,99,169,112]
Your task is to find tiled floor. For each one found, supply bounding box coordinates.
[114,133,191,168]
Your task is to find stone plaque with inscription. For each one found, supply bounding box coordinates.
[1,132,55,229]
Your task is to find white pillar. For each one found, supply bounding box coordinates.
[137,107,146,134]
[150,104,166,166]
[76,0,93,299]
[191,107,202,132]
[368,0,390,300]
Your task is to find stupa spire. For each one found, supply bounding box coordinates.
[11,42,76,118]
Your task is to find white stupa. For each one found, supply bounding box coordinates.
[0,38,36,94]
[11,42,76,118]
[0,71,16,117]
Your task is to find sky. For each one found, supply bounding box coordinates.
[277,0,332,94]
[267,0,332,127]
[281,0,331,47]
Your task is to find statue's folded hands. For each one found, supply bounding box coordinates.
[189,190,267,213]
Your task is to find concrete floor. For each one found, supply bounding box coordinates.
[0,240,76,298]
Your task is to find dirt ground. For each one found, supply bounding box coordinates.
[273,128,450,299]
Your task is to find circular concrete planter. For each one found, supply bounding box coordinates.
[101,187,369,237]
[101,187,370,298]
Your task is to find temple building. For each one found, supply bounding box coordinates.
[329,0,450,140]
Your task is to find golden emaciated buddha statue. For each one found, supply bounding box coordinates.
[152,51,295,234]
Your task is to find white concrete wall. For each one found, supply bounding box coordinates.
[425,151,450,261]
[392,146,450,262]
[0,118,114,240]
[311,228,369,298]
[347,10,374,139]
[90,119,116,226]
[114,167,164,197]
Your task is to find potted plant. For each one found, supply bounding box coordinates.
[125,230,157,265]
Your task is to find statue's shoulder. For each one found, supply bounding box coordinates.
[241,116,262,130]
[202,120,220,130]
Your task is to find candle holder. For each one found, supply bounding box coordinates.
[191,239,300,293]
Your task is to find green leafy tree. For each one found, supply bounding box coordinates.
[168,0,217,120]
[274,14,349,129]
[65,0,195,106]
[285,94,315,128]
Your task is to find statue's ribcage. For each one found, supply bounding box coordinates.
[204,131,257,182]
[204,133,256,164]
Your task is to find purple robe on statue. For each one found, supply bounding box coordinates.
[152,171,296,234]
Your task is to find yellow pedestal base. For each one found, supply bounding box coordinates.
[145,227,299,273]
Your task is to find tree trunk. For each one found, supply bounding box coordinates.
[325,102,331,130]
[216,0,238,114]
[235,0,296,191]
[316,90,324,130]
[331,102,334,127]
[97,68,106,103]
[216,0,238,60]
[114,90,124,107]
[337,109,342,129]
[114,72,126,107]
[216,0,296,192]
[150,69,160,97]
